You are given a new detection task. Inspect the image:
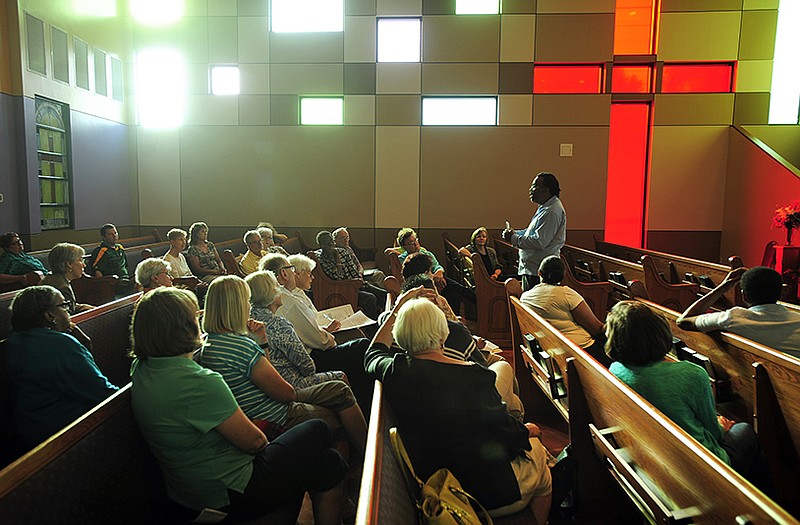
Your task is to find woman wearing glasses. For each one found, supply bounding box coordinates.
[4,285,118,450]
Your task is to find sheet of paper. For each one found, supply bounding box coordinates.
[316,304,376,332]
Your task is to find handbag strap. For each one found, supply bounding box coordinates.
[389,427,424,488]
[445,485,495,525]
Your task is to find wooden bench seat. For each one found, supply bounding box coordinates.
[306,251,362,312]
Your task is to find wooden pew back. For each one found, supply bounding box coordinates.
[567,351,796,524]
[306,251,361,312]
[471,252,511,348]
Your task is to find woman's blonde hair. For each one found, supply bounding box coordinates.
[48,243,85,274]
[203,275,250,334]
[392,298,449,356]
[470,227,488,246]
[131,288,201,358]
[246,270,280,308]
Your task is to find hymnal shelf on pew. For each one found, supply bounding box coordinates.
[316,304,375,332]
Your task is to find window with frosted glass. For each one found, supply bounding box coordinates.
[211,66,240,95]
[36,97,72,230]
[300,97,344,125]
[422,97,497,126]
[377,19,421,63]
[271,0,343,32]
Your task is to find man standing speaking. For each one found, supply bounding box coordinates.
[503,172,566,291]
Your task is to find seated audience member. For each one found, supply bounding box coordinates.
[130,287,347,525]
[399,274,523,419]
[460,227,504,281]
[677,266,800,358]
[259,253,373,411]
[401,252,459,321]
[257,222,289,245]
[89,223,136,295]
[365,289,552,522]
[187,221,226,283]
[257,226,289,256]
[240,230,264,275]
[397,227,473,315]
[42,242,92,314]
[163,228,193,278]
[521,256,610,367]
[246,270,346,389]
[198,276,367,457]
[0,232,46,285]
[315,230,385,319]
[608,301,773,492]
[135,258,173,292]
[5,285,118,449]
[333,227,386,289]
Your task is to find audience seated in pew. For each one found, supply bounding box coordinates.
[678,266,800,358]
[333,226,386,289]
[198,276,367,453]
[162,228,193,278]
[257,221,289,245]
[42,242,93,314]
[607,300,773,494]
[397,227,474,316]
[88,224,136,296]
[460,226,504,281]
[260,253,374,412]
[130,287,348,524]
[257,224,289,256]
[315,230,385,320]
[401,252,460,322]
[187,221,227,283]
[522,256,610,367]
[246,270,347,389]
[5,286,118,451]
[135,258,174,293]
[365,288,552,524]
[239,229,264,276]
[0,232,46,278]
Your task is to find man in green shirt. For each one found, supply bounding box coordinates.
[89,224,135,295]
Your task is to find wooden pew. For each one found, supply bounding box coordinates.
[471,253,511,348]
[0,385,299,524]
[567,350,796,524]
[306,251,362,312]
[642,298,800,514]
[221,249,245,277]
[0,271,44,294]
[559,255,613,321]
[442,233,472,287]
[492,237,519,277]
[384,248,404,283]
[507,290,798,522]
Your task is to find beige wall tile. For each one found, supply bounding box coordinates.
[499,95,533,125]
[376,126,420,227]
[502,0,534,14]
[653,94,734,125]
[658,12,741,61]
[736,60,773,92]
[186,63,210,94]
[208,0,237,16]
[376,95,421,125]
[739,9,777,60]
[240,63,270,94]
[661,0,742,11]
[239,95,270,125]
[501,15,535,63]
[377,0,422,16]
[185,94,239,125]
[238,0,268,16]
[345,16,377,63]
[376,63,421,94]
[348,0,377,15]
[422,63,498,94]
[137,128,182,225]
[269,64,344,94]
[534,14,614,62]
[270,33,344,63]
[185,0,208,17]
[536,0,615,13]
[208,16,238,63]
[423,15,499,62]
[533,95,611,126]
[345,95,376,125]
[238,17,270,63]
[648,126,729,230]
[743,0,778,8]
[177,17,207,64]
[733,92,770,125]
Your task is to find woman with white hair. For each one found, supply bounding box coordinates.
[42,242,92,314]
[135,258,173,292]
[246,271,346,389]
[365,288,552,524]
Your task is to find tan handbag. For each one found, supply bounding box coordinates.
[389,427,494,525]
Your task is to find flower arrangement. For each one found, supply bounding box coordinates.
[772,200,800,245]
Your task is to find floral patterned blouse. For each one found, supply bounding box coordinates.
[187,242,221,273]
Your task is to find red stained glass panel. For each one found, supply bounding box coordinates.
[532,65,603,94]
[614,0,657,55]
[661,64,734,93]
[605,103,651,247]
[611,65,652,93]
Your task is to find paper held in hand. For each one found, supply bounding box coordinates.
[316,304,376,332]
